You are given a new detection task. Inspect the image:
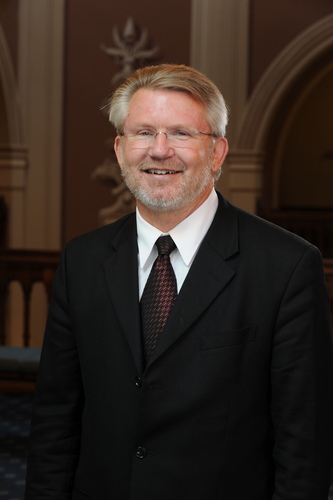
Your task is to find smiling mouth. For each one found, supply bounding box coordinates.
[145,169,180,175]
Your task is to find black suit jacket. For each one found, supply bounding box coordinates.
[25,193,333,499]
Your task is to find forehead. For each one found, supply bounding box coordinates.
[125,88,208,129]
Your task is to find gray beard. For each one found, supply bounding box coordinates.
[120,159,213,212]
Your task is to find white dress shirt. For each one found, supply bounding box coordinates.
[136,189,219,299]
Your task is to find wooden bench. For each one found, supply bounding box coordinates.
[0,346,42,380]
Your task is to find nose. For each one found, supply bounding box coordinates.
[149,132,174,159]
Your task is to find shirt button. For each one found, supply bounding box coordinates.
[135,376,142,388]
[135,446,147,459]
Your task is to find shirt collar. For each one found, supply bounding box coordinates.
[136,189,218,269]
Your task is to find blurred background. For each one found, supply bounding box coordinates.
[0,2,332,497]
[0,0,332,348]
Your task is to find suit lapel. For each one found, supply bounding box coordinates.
[103,215,144,373]
[148,194,239,366]
[102,194,239,372]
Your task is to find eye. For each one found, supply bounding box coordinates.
[136,129,154,137]
[175,130,189,136]
[171,129,194,140]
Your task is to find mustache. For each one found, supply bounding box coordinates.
[137,158,187,173]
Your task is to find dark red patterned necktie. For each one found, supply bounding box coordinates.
[141,235,177,363]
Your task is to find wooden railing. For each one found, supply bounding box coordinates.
[0,249,60,346]
[0,196,7,248]
[0,251,332,349]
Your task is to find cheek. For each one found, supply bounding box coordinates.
[175,148,205,165]
[198,149,208,162]
[123,148,147,166]
[188,149,211,168]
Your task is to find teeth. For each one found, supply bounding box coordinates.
[147,169,176,175]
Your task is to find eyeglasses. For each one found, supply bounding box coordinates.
[120,127,218,148]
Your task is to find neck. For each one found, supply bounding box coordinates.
[137,209,190,233]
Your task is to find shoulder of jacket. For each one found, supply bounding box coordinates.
[64,212,136,254]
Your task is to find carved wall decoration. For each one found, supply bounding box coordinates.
[92,156,136,226]
[100,17,160,88]
[93,17,161,226]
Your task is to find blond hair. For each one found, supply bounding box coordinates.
[108,64,228,137]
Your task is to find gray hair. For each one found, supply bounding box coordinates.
[108,64,228,137]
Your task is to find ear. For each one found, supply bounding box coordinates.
[211,137,228,175]
[114,135,123,165]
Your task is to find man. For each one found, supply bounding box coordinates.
[25,64,333,499]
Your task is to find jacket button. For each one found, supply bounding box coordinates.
[135,376,142,388]
[135,446,147,459]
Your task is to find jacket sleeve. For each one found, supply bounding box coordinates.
[25,244,84,499]
[271,245,333,499]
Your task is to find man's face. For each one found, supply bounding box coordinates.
[114,88,228,216]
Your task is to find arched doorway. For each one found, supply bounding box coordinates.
[229,14,333,256]
[273,62,333,211]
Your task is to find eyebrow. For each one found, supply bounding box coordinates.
[127,123,196,130]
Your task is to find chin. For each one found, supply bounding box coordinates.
[123,169,212,214]
[137,194,185,212]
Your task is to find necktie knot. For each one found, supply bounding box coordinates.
[156,235,176,257]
